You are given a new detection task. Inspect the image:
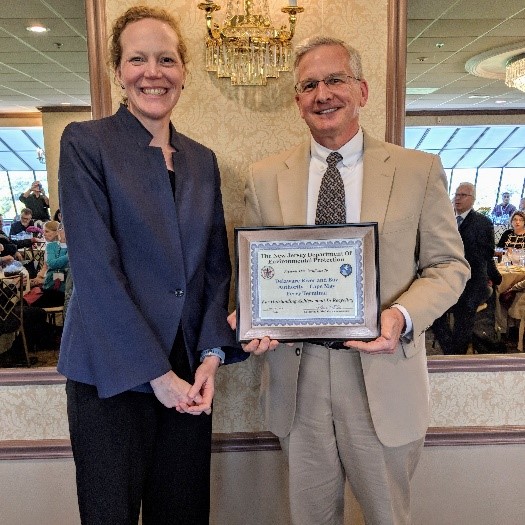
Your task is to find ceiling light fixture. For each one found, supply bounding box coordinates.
[505,53,525,92]
[26,25,50,33]
[197,0,304,86]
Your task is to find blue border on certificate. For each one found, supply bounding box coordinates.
[250,239,364,327]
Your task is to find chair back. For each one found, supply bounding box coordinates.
[0,274,31,366]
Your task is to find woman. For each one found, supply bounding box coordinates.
[30,220,68,308]
[57,6,245,525]
[497,210,525,249]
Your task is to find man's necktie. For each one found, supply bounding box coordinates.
[315,151,345,225]
[456,215,463,228]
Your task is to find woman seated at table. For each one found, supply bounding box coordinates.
[497,211,525,249]
[30,221,68,308]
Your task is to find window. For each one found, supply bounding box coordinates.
[406,125,525,214]
[0,128,47,218]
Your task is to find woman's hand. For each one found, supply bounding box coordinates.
[227,310,283,354]
[30,274,44,287]
[185,356,221,415]
[150,370,202,411]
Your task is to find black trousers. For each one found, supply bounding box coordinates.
[66,332,212,525]
[432,298,478,355]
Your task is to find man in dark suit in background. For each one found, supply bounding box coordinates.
[433,182,500,354]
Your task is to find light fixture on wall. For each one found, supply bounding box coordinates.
[197,0,304,86]
[505,54,525,92]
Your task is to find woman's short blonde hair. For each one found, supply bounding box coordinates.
[44,220,60,233]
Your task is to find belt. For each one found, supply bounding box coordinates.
[308,340,348,350]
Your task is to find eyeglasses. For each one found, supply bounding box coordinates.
[294,73,361,94]
[454,193,473,198]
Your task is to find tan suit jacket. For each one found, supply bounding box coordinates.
[244,132,470,448]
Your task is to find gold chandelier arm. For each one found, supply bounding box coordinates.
[280,6,304,41]
[198,2,222,40]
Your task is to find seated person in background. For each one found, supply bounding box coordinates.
[9,209,41,250]
[9,208,34,236]
[0,229,18,258]
[0,213,8,235]
[19,180,50,221]
[492,192,517,219]
[30,221,68,308]
[497,211,525,249]
[433,182,497,355]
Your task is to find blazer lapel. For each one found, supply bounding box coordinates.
[360,132,395,232]
[277,141,310,226]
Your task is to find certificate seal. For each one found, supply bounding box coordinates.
[339,263,352,277]
[261,265,275,279]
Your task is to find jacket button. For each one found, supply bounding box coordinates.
[175,289,184,297]
[295,347,301,356]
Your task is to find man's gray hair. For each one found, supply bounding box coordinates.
[293,36,363,82]
[458,182,476,200]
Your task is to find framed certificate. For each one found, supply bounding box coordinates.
[235,223,380,343]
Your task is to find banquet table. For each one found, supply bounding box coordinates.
[495,263,525,333]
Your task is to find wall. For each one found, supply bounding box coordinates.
[1,444,524,525]
[41,109,92,214]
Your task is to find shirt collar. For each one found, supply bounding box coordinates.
[457,208,472,220]
[310,128,364,167]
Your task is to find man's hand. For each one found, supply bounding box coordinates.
[343,307,405,354]
[150,370,201,411]
[227,311,285,355]
[185,356,221,415]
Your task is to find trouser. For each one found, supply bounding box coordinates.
[432,299,478,354]
[66,331,212,525]
[280,344,423,525]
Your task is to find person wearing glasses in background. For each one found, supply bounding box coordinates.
[433,182,501,355]
[497,210,525,250]
[19,181,50,221]
[228,36,469,524]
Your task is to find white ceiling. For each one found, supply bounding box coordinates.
[0,0,89,113]
[407,0,525,111]
[0,1,525,113]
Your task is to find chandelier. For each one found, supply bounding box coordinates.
[197,0,304,86]
[505,54,525,93]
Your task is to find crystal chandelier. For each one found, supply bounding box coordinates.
[197,1,304,86]
[505,54,525,93]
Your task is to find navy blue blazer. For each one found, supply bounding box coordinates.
[458,209,496,308]
[58,105,246,398]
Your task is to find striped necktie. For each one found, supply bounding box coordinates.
[456,215,463,228]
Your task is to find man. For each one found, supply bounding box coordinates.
[492,191,516,219]
[9,208,35,237]
[433,182,500,355]
[228,37,469,524]
[19,180,50,221]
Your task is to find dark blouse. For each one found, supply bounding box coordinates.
[497,229,525,249]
